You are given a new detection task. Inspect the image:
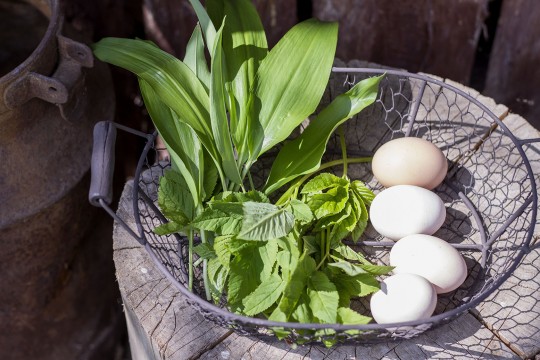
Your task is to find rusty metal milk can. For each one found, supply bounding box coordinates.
[0,0,118,358]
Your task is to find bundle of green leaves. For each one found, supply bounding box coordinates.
[93,0,390,341]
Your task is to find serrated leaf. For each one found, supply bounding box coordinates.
[315,201,352,230]
[279,251,316,318]
[334,245,366,263]
[264,75,383,194]
[238,202,294,241]
[358,263,394,276]
[350,192,368,242]
[337,307,371,325]
[301,173,349,194]
[287,199,313,225]
[303,235,320,256]
[208,257,228,303]
[214,235,232,267]
[331,273,380,307]
[352,180,375,206]
[227,237,259,254]
[242,274,285,316]
[307,271,339,324]
[328,260,367,276]
[292,293,313,323]
[233,190,270,203]
[194,243,216,260]
[276,239,300,281]
[307,185,349,219]
[153,221,186,236]
[191,208,242,235]
[158,170,194,222]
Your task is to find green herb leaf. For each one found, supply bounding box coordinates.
[194,243,216,260]
[331,273,380,307]
[279,251,316,318]
[191,208,242,235]
[301,173,349,194]
[214,235,232,267]
[242,274,285,316]
[208,257,228,302]
[210,19,242,185]
[292,293,313,323]
[303,235,320,256]
[158,170,195,222]
[358,263,394,276]
[184,24,210,90]
[264,75,383,194]
[238,202,294,241]
[337,307,371,325]
[307,271,339,324]
[187,0,216,51]
[252,19,338,159]
[307,185,349,219]
[287,199,314,225]
[153,221,186,236]
[351,180,375,206]
[328,260,367,276]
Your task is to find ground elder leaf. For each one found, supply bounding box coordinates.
[307,271,339,324]
[242,274,285,316]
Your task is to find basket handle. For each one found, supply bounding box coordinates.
[89,121,152,243]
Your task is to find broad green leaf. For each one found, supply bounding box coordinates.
[278,251,316,318]
[276,238,300,280]
[352,180,375,206]
[331,273,380,307]
[208,257,228,302]
[242,274,285,316]
[315,201,353,230]
[358,263,394,276]
[209,0,268,164]
[337,307,371,325]
[268,307,290,340]
[227,237,259,254]
[292,293,313,323]
[350,190,369,242]
[303,235,320,256]
[307,271,339,324]
[307,185,349,219]
[214,235,232,267]
[153,221,186,236]
[203,150,219,200]
[209,20,242,185]
[93,39,216,158]
[286,199,314,225]
[194,243,216,260]
[252,19,338,158]
[188,0,216,51]
[328,260,367,276]
[264,75,383,194]
[191,208,242,235]
[238,202,294,241]
[139,80,204,204]
[158,170,194,222]
[301,173,349,194]
[184,24,210,90]
[232,190,270,203]
[334,244,366,263]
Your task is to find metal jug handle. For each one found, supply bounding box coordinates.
[3,35,93,122]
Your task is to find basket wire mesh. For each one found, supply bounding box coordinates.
[127,68,538,345]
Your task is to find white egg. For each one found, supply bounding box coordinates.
[370,273,437,324]
[369,185,446,240]
[390,234,468,294]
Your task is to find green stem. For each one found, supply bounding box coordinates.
[338,125,348,178]
[275,156,372,206]
[200,230,212,301]
[247,171,255,191]
[187,228,194,291]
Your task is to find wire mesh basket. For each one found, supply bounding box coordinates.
[91,68,539,345]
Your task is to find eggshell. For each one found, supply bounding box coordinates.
[369,185,446,240]
[372,137,448,189]
[370,273,437,324]
[390,234,468,294]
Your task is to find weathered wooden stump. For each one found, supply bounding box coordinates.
[112,64,540,359]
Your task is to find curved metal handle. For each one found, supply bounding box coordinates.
[89,121,117,207]
[4,35,93,121]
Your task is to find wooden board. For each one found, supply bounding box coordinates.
[484,0,540,131]
[312,0,488,84]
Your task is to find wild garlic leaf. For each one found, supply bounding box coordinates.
[238,202,294,241]
[242,273,285,316]
[194,243,216,260]
[203,150,219,201]
[307,271,339,324]
[184,24,210,90]
[187,0,216,51]
[307,185,349,219]
[252,19,338,159]
[153,221,186,236]
[279,252,316,318]
[337,307,371,325]
[210,19,243,185]
[158,170,195,222]
[301,173,349,194]
[287,199,314,225]
[264,75,383,194]
[352,180,375,206]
